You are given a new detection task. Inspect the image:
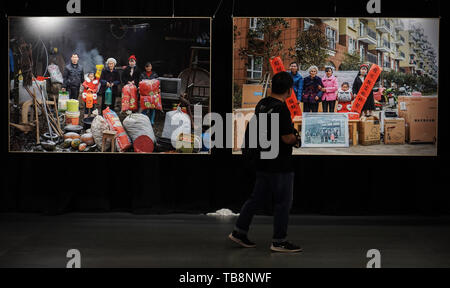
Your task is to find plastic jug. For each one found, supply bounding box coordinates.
[105,87,112,105]
[86,93,94,109]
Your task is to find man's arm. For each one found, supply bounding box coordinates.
[80,67,84,85]
[62,66,68,89]
[279,105,298,146]
[281,134,297,145]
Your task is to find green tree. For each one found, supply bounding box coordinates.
[237,18,290,76]
[289,25,329,70]
[233,82,242,109]
[339,52,362,71]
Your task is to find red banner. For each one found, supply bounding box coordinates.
[269,57,302,119]
[350,64,381,115]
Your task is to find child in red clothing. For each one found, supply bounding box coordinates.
[82,72,99,118]
[336,82,354,113]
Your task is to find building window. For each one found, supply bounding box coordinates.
[384,54,390,68]
[304,19,315,31]
[249,18,264,40]
[359,22,365,37]
[348,18,357,30]
[378,53,382,67]
[348,37,357,54]
[247,55,263,80]
[326,27,336,50]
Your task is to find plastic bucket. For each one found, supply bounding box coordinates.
[67,99,79,112]
[66,111,80,125]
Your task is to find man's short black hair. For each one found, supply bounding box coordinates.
[290,61,298,66]
[271,71,293,95]
[71,53,79,58]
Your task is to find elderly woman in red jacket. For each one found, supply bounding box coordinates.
[321,66,339,112]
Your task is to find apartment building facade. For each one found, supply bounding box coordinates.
[234,17,438,87]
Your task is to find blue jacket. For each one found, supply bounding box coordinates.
[289,71,303,102]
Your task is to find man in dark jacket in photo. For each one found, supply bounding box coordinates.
[229,71,302,253]
[62,53,84,100]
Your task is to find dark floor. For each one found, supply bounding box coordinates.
[1,213,449,268]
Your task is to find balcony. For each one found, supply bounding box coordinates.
[408,60,417,68]
[394,20,405,31]
[394,35,405,45]
[394,51,406,61]
[358,27,377,45]
[365,52,378,64]
[376,39,391,53]
[376,19,392,34]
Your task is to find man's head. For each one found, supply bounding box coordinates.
[71,53,79,64]
[289,61,298,73]
[271,71,293,100]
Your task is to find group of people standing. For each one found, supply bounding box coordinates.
[287,62,376,116]
[61,53,159,124]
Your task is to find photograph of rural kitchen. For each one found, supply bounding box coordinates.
[8,17,211,153]
[233,18,438,156]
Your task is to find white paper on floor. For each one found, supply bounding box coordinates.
[206,208,239,217]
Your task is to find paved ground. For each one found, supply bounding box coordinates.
[1,213,449,268]
[233,143,437,156]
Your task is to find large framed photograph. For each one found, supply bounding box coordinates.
[301,113,349,148]
[8,17,211,154]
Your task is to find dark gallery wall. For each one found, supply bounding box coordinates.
[1,0,448,215]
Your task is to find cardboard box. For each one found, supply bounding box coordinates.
[241,84,271,108]
[384,118,405,145]
[397,96,437,143]
[233,108,255,151]
[359,115,381,145]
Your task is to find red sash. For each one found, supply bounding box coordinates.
[350,64,381,116]
[269,57,302,120]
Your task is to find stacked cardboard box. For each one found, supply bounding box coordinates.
[397,96,437,143]
[384,118,405,145]
[359,115,381,145]
[232,108,255,151]
[241,84,271,108]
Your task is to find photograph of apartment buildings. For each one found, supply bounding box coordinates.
[233,17,438,105]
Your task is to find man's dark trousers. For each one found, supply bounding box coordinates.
[234,171,294,243]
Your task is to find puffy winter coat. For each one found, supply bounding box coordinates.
[139,71,159,82]
[122,66,141,86]
[62,63,84,88]
[321,75,338,101]
[82,77,100,104]
[99,68,121,95]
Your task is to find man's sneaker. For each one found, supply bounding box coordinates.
[270,241,302,253]
[228,231,256,248]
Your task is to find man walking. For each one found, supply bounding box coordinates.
[62,53,84,100]
[229,71,302,253]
